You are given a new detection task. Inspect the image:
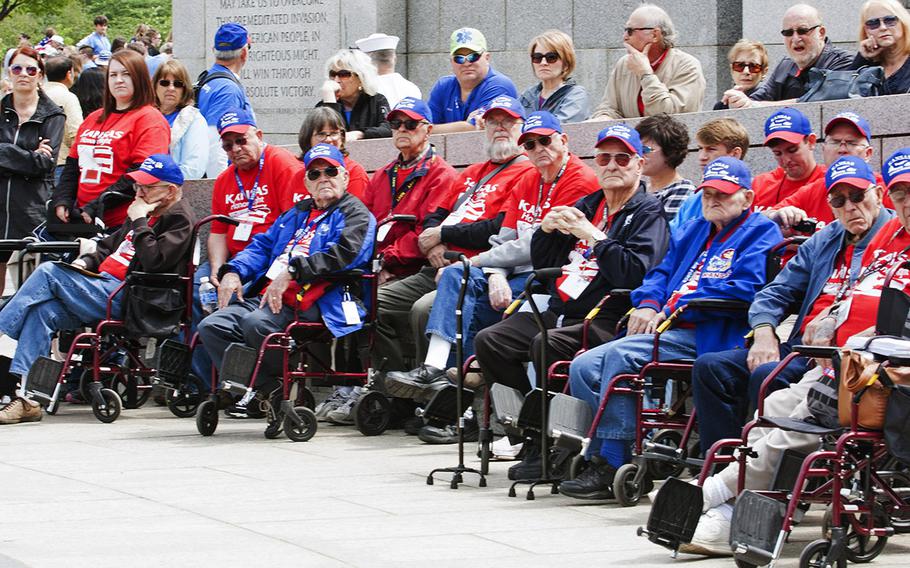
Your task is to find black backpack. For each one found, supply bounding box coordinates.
[193,69,242,106]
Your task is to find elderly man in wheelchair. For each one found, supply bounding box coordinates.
[196,144,375,420]
[559,157,782,499]
[0,154,194,424]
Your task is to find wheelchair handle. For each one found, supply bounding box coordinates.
[792,344,837,359]
[0,239,33,252]
[25,241,81,253]
[194,214,240,232]
[791,218,819,233]
[533,267,563,281]
[443,251,468,262]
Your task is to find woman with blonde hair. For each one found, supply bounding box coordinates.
[152,58,208,179]
[519,29,589,123]
[316,48,391,140]
[853,0,910,93]
[713,39,768,110]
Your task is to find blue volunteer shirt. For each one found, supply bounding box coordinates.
[427,67,518,124]
[77,31,111,55]
[196,63,255,126]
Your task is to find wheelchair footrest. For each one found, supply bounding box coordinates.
[517,387,554,432]
[219,344,258,393]
[423,384,474,427]
[490,383,525,433]
[548,392,591,444]
[641,476,703,550]
[730,490,786,566]
[154,339,192,388]
[26,357,64,401]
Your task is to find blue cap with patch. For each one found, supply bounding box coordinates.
[825,155,876,191]
[127,154,184,186]
[303,143,346,169]
[388,97,433,123]
[764,107,813,145]
[218,108,256,136]
[214,23,249,51]
[482,95,525,120]
[597,123,645,156]
[825,111,872,142]
[698,157,752,194]
[883,148,910,189]
[517,111,562,145]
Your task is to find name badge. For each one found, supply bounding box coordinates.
[342,300,361,325]
[233,222,253,242]
[558,273,590,300]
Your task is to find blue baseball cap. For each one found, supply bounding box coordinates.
[218,108,256,136]
[883,148,910,189]
[825,111,872,142]
[127,154,184,186]
[214,23,249,51]
[482,95,525,120]
[388,97,433,123]
[825,155,876,191]
[698,157,752,194]
[303,143,346,169]
[517,111,562,145]
[597,123,645,155]
[764,107,813,145]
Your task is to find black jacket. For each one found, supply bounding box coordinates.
[316,91,392,139]
[531,184,670,320]
[0,90,65,238]
[749,39,853,101]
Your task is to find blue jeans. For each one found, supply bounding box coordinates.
[0,262,122,379]
[691,345,809,454]
[424,266,528,359]
[569,328,697,443]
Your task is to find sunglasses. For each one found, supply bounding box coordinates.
[780,24,820,37]
[594,152,635,167]
[828,185,872,208]
[221,137,248,151]
[531,51,560,64]
[731,61,763,74]
[865,15,899,30]
[624,27,655,35]
[452,52,483,64]
[307,166,340,181]
[157,79,186,88]
[10,64,39,76]
[389,118,426,131]
[521,135,554,151]
[329,69,354,79]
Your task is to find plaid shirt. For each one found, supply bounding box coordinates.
[654,179,696,221]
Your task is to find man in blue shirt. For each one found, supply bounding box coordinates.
[197,22,255,178]
[76,15,111,57]
[427,27,518,134]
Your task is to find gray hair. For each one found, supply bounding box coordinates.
[214,47,244,61]
[324,48,381,96]
[636,3,677,49]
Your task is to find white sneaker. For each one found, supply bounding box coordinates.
[314,389,348,421]
[326,387,362,425]
[677,504,734,556]
[490,436,523,460]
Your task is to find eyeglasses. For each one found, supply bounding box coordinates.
[10,64,39,76]
[389,118,426,131]
[314,130,342,141]
[329,69,354,79]
[136,183,171,193]
[157,79,186,88]
[486,117,519,129]
[731,61,763,74]
[865,15,899,30]
[452,52,483,65]
[822,138,869,150]
[531,51,560,64]
[828,185,873,208]
[307,166,340,181]
[595,152,635,167]
[521,135,554,151]
[780,24,821,37]
[889,188,908,203]
[221,137,248,151]
[624,27,655,35]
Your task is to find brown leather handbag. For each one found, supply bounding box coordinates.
[838,349,910,429]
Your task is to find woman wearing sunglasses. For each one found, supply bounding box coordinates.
[713,39,768,110]
[316,49,392,141]
[852,0,910,94]
[518,29,590,124]
[0,46,65,290]
[296,107,369,201]
[152,59,208,179]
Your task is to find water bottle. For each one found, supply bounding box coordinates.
[199,276,218,314]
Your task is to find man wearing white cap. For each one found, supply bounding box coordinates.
[355,33,421,108]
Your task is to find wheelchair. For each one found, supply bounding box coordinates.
[23,214,226,423]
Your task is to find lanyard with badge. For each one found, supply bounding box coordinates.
[533,156,568,224]
[558,201,611,300]
[388,146,434,208]
[231,146,267,242]
[265,206,332,281]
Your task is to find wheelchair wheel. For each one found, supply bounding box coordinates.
[91,388,122,423]
[646,429,686,480]
[264,419,283,439]
[353,390,391,436]
[283,406,317,442]
[614,463,643,507]
[822,505,889,563]
[800,539,846,568]
[196,399,218,436]
[166,375,206,418]
[114,373,152,409]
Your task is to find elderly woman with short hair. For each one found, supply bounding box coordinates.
[153,58,208,179]
[317,48,392,140]
[852,0,910,94]
[519,29,590,123]
[713,39,769,110]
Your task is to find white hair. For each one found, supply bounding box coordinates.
[635,3,677,49]
[324,49,381,96]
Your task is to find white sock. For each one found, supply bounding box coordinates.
[424,334,452,371]
[702,475,735,512]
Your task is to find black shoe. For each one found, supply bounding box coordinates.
[403,415,424,436]
[384,365,447,400]
[417,419,479,444]
[507,440,543,480]
[558,456,616,500]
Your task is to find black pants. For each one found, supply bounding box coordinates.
[474,311,617,394]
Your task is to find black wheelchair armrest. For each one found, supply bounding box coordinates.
[391,214,417,223]
[320,269,367,283]
[684,298,751,312]
[25,241,82,254]
[792,344,837,359]
[126,271,183,286]
[0,239,33,252]
[44,222,104,238]
[608,288,632,298]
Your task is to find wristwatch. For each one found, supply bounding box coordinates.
[590,229,608,243]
